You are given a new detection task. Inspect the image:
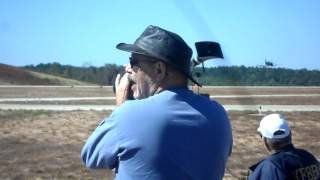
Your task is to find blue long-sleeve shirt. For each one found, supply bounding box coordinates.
[81,87,233,180]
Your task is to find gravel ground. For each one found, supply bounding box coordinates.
[0,110,319,180]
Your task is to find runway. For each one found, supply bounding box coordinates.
[1,104,319,112]
[1,93,320,102]
[1,86,319,111]
[0,97,115,102]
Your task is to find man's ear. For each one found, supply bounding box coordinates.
[154,61,167,80]
[263,137,272,152]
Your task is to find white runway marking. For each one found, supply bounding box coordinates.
[0,104,319,112]
[223,105,320,112]
[1,94,319,102]
[0,85,113,88]
[0,97,114,102]
[210,94,320,98]
[0,104,117,111]
[0,85,319,88]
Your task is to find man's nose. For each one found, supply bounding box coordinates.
[125,64,133,74]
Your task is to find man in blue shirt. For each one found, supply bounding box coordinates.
[81,25,233,180]
[248,114,320,180]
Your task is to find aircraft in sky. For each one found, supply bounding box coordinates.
[264,59,277,67]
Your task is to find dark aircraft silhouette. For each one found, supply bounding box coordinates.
[264,59,276,67]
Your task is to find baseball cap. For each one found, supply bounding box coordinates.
[116,25,201,87]
[257,114,291,139]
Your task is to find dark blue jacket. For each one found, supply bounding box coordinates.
[248,144,320,180]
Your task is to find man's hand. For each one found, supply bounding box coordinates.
[115,72,132,106]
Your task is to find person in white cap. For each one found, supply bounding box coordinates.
[248,113,320,180]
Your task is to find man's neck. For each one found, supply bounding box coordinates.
[271,143,294,153]
[154,84,188,94]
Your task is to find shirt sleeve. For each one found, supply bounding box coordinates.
[248,160,287,180]
[81,113,120,169]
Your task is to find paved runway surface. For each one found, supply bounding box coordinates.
[1,104,320,111]
[1,94,320,102]
[1,86,319,111]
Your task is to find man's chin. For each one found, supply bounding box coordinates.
[133,94,139,99]
[133,92,149,100]
[133,94,144,100]
[132,91,141,100]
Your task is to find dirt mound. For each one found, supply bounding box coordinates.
[0,63,91,85]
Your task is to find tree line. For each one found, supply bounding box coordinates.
[24,63,320,86]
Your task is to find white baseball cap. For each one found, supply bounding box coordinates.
[257,114,291,139]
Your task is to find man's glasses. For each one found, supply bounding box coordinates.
[129,57,158,68]
[129,57,143,67]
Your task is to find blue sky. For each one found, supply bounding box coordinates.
[1,0,320,70]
